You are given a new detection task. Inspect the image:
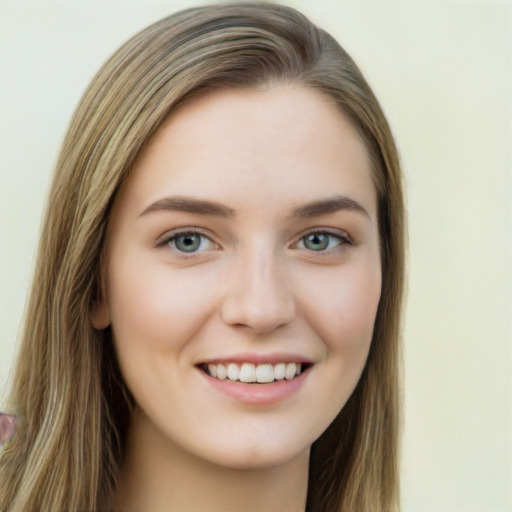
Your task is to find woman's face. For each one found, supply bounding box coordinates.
[94,86,381,470]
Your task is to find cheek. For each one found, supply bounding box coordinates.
[301,257,381,356]
[334,273,381,344]
[106,252,220,354]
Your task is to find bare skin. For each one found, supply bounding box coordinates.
[114,408,308,512]
[96,86,381,511]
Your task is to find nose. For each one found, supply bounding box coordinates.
[220,248,295,334]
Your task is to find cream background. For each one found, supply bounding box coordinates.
[0,1,510,510]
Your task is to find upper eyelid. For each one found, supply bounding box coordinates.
[155,226,352,248]
[290,227,352,245]
[155,227,215,247]
[156,230,220,260]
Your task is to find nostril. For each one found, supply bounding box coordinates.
[220,264,295,333]
[221,301,295,334]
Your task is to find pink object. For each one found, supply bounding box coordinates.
[0,413,17,445]
[198,367,310,406]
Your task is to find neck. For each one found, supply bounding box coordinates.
[114,408,309,512]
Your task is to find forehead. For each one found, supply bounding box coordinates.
[119,85,376,219]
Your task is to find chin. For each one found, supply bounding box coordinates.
[205,444,310,471]
[188,431,313,471]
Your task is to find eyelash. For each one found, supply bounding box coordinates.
[156,228,353,258]
[156,229,217,258]
[294,230,352,254]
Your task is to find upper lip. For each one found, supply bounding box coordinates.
[197,353,315,366]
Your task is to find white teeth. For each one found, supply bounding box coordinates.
[239,363,256,383]
[204,362,304,383]
[216,364,227,380]
[285,363,297,380]
[227,363,240,381]
[256,363,274,383]
[274,363,286,380]
[207,364,217,378]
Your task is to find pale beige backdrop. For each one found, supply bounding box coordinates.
[0,1,510,510]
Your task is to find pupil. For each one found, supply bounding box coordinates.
[176,234,200,252]
[306,234,328,250]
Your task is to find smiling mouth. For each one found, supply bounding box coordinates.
[199,362,312,384]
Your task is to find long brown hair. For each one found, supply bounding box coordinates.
[0,3,405,511]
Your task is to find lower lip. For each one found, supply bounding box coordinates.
[199,368,310,406]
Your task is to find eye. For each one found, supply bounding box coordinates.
[159,230,217,254]
[296,231,348,252]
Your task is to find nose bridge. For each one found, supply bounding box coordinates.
[221,241,295,333]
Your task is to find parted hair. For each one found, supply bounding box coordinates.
[0,3,405,511]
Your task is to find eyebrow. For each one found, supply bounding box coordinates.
[140,196,236,218]
[139,195,369,220]
[291,196,370,219]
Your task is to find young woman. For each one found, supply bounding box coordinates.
[0,3,405,511]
